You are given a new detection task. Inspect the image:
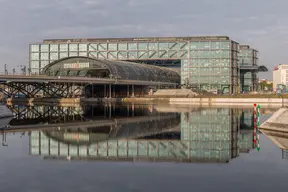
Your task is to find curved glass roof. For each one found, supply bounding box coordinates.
[42,56,180,84]
[258,66,268,72]
[240,65,268,72]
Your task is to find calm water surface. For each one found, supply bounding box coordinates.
[0,104,287,192]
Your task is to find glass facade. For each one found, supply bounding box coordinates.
[29,36,255,94]
[239,45,259,92]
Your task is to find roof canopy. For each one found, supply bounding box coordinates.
[42,56,180,84]
[240,65,268,72]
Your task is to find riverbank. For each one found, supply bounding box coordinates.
[260,108,288,132]
[4,97,288,107]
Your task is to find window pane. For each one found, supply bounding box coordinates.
[88,44,97,51]
[221,42,230,49]
[149,43,158,50]
[79,52,87,57]
[79,44,87,51]
[60,52,68,58]
[138,43,147,50]
[159,43,169,50]
[40,61,49,68]
[31,69,39,74]
[118,43,127,50]
[108,43,117,50]
[60,44,68,51]
[30,61,39,68]
[30,53,39,60]
[50,52,58,60]
[128,43,137,50]
[69,44,78,51]
[50,45,58,52]
[40,44,49,52]
[69,52,78,57]
[98,43,107,51]
[31,45,39,52]
[40,53,49,60]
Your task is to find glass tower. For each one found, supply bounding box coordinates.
[239,45,259,92]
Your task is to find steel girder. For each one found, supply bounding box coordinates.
[0,82,86,98]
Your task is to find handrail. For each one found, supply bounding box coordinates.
[0,74,178,86]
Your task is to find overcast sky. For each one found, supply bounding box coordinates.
[0,0,287,79]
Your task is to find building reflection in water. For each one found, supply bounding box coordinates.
[11,104,262,164]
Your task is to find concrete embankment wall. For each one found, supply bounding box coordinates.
[121,97,288,106]
[169,98,288,107]
[4,97,288,107]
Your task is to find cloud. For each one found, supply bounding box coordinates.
[0,0,288,78]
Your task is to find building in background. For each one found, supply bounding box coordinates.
[29,36,267,94]
[273,64,288,90]
[239,45,259,92]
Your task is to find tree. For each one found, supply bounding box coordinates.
[259,81,273,91]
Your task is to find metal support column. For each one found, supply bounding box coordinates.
[109,103,112,119]
[104,85,106,97]
[127,85,130,97]
[92,84,94,98]
[132,85,135,97]
[113,85,115,97]
[109,84,112,98]
[104,105,106,117]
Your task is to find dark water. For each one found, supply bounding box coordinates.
[0,104,287,191]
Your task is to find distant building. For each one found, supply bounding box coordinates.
[273,64,288,90]
[29,36,267,94]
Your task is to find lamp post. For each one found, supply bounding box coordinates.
[4,64,8,75]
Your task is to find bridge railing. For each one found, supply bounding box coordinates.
[0,72,46,76]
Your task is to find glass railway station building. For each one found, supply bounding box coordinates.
[29,36,268,94]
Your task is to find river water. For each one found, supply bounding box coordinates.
[0,104,287,191]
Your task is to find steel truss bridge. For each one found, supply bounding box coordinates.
[0,75,177,98]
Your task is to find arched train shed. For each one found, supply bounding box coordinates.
[42,56,180,84]
[41,56,180,97]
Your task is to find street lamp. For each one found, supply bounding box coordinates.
[4,64,8,75]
